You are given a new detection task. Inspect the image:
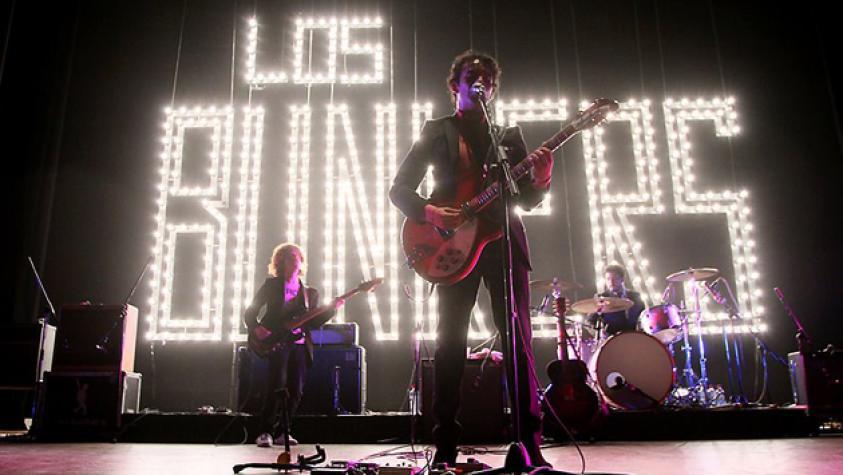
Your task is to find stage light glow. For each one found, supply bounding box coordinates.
[149,106,233,342]
[496,97,569,218]
[325,103,398,339]
[149,14,768,344]
[583,98,663,311]
[663,97,762,334]
[229,106,265,341]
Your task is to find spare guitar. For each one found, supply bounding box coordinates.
[247,278,383,358]
[543,295,606,436]
[401,98,619,285]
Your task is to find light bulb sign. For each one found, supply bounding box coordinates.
[146,15,765,342]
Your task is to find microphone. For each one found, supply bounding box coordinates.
[773,287,785,302]
[470,80,486,100]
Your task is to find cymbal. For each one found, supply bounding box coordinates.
[570,296,634,314]
[529,278,583,293]
[666,267,719,282]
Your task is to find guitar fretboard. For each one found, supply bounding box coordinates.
[463,123,578,214]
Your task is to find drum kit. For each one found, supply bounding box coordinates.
[532,267,730,410]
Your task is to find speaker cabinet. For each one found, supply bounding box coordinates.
[310,323,359,346]
[0,321,55,430]
[421,357,508,443]
[234,346,269,415]
[53,304,138,373]
[0,321,55,387]
[237,345,367,416]
[41,371,141,437]
[789,350,843,416]
[298,346,367,415]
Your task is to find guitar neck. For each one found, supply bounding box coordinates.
[286,288,361,331]
[463,123,579,215]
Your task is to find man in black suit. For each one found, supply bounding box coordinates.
[389,50,553,467]
[588,264,646,337]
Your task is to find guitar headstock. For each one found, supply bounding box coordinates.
[571,98,619,132]
[357,277,384,293]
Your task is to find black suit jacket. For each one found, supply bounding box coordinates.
[388,114,549,268]
[244,277,332,366]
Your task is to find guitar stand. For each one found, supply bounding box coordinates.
[232,445,327,473]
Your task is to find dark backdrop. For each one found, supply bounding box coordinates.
[3,0,841,412]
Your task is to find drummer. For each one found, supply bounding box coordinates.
[588,264,646,338]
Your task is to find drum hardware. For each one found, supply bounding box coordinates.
[662,267,749,408]
[529,277,583,293]
[569,296,634,315]
[531,277,581,318]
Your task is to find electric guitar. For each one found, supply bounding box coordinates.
[247,278,383,358]
[401,98,619,285]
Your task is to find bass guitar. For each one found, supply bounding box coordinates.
[401,98,619,284]
[247,278,383,358]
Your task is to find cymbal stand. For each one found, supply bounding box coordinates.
[676,300,698,395]
[690,278,710,404]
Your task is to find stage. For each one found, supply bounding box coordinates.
[3,405,839,474]
[2,438,842,474]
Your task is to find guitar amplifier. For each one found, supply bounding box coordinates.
[41,371,141,437]
[789,349,843,415]
[420,357,508,443]
[310,323,359,346]
[53,304,138,373]
[0,321,55,387]
[234,346,269,414]
[298,346,366,415]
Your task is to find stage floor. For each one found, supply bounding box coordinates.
[1,438,842,474]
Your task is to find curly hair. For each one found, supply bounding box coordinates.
[604,263,627,282]
[267,242,306,278]
[446,50,501,103]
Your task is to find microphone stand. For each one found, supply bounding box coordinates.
[472,90,573,475]
[774,287,811,354]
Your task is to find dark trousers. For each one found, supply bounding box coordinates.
[259,343,308,435]
[432,240,542,453]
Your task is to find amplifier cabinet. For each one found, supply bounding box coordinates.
[41,371,141,436]
[298,346,367,415]
[0,322,55,388]
[421,358,508,443]
[310,323,359,346]
[236,345,367,416]
[789,350,843,415]
[53,304,138,373]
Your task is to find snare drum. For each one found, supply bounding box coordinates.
[589,332,675,409]
[638,304,682,344]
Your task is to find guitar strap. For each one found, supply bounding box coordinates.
[301,280,310,310]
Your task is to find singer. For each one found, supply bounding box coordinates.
[389,50,553,467]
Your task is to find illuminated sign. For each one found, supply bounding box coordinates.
[147,15,764,342]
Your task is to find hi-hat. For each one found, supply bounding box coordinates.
[666,267,719,283]
[529,278,583,293]
[570,296,634,314]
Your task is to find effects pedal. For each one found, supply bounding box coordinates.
[429,458,491,475]
[378,464,422,475]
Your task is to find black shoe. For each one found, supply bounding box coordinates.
[523,435,552,468]
[432,447,457,467]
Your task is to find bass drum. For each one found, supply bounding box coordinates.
[589,332,675,409]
